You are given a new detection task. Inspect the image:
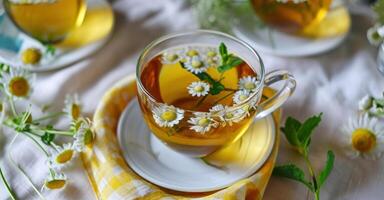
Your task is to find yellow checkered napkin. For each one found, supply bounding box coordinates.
[82,75,281,200]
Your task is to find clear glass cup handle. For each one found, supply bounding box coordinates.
[255,70,296,120]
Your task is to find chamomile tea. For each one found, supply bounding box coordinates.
[251,0,332,34]
[138,43,262,148]
[4,0,87,43]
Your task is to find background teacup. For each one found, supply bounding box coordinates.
[136,30,296,157]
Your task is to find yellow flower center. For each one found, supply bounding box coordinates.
[166,54,178,62]
[239,94,248,101]
[45,179,66,190]
[71,104,81,120]
[84,129,93,145]
[8,76,30,97]
[198,118,210,127]
[55,149,74,164]
[194,85,204,92]
[191,60,203,68]
[187,50,198,57]
[207,51,217,57]
[244,82,256,90]
[21,48,41,65]
[351,128,376,153]
[161,111,177,122]
[225,112,234,119]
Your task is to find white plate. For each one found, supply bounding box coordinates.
[0,0,113,72]
[231,4,349,57]
[117,98,276,193]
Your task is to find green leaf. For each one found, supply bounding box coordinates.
[219,42,228,61]
[217,55,243,73]
[317,150,335,188]
[280,117,302,147]
[273,164,314,191]
[297,113,322,148]
[41,132,55,145]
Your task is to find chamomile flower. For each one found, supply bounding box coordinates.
[358,95,373,111]
[161,48,184,64]
[1,67,34,98]
[209,104,225,114]
[223,109,246,126]
[43,172,67,190]
[233,90,250,104]
[367,24,384,46]
[188,113,217,134]
[204,47,220,67]
[21,47,42,65]
[187,81,210,97]
[184,55,209,74]
[48,143,76,169]
[238,76,259,92]
[152,105,184,128]
[73,119,94,152]
[341,114,384,160]
[63,94,82,120]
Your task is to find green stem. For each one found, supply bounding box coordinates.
[0,167,18,200]
[33,111,66,123]
[194,95,208,109]
[303,150,319,200]
[8,96,17,117]
[45,129,74,136]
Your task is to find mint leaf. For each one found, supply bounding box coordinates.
[317,150,335,187]
[297,113,322,148]
[217,55,243,73]
[281,117,301,147]
[219,42,228,62]
[273,164,314,191]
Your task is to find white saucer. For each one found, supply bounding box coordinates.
[0,0,113,72]
[117,98,276,193]
[231,3,349,57]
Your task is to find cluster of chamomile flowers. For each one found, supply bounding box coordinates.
[341,93,384,160]
[151,46,260,134]
[0,65,94,191]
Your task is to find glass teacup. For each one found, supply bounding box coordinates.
[136,30,296,157]
[250,0,332,35]
[3,0,87,43]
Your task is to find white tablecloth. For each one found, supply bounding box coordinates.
[1,0,384,199]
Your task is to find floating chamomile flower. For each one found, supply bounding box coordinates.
[188,113,217,134]
[341,114,384,160]
[184,55,209,74]
[185,47,200,57]
[1,67,34,98]
[233,90,250,104]
[73,120,94,152]
[209,104,225,113]
[358,95,373,111]
[152,105,184,128]
[63,94,82,120]
[205,47,220,67]
[238,76,259,92]
[44,172,67,190]
[161,48,184,64]
[187,81,210,97]
[367,24,384,46]
[48,143,76,169]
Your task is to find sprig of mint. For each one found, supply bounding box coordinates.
[180,42,243,97]
[273,113,335,200]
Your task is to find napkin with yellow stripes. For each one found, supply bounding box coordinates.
[82,75,281,200]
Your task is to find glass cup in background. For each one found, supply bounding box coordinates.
[3,0,87,44]
[250,0,333,35]
[136,30,296,157]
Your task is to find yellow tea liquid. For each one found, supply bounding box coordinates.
[138,45,259,147]
[251,0,331,34]
[5,0,87,43]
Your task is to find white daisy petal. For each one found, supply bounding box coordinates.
[341,113,384,160]
[358,95,373,111]
[188,112,217,134]
[1,67,34,99]
[233,90,250,104]
[238,76,259,92]
[48,143,76,170]
[187,81,210,97]
[184,55,209,74]
[152,105,184,128]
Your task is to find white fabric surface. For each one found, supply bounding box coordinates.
[1,0,384,199]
